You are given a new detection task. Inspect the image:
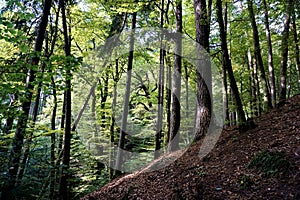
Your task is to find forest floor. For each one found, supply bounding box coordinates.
[82,95,300,200]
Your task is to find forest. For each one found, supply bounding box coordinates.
[0,0,299,199]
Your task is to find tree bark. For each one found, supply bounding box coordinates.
[291,4,300,92]
[193,0,212,140]
[216,0,247,127]
[222,2,229,127]
[109,59,119,179]
[279,0,293,103]
[262,0,276,108]
[247,0,272,110]
[165,52,172,145]
[6,0,52,189]
[59,0,72,198]
[115,12,137,174]
[168,0,182,152]
[50,76,57,200]
[247,49,258,117]
[155,0,165,159]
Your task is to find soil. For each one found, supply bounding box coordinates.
[82,95,300,200]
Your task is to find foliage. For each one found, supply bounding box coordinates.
[0,0,299,198]
[247,149,291,176]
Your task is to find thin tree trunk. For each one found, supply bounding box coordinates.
[247,49,258,117]
[222,2,229,127]
[291,5,300,92]
[279,0,293,103]
[17,29,51,183]
[216,0,247,128]
[168,0,182,152]
[155,0,165,159]
[115,12,137,174]
[6,0,52,190]
[50,76,57,200]
[229,88,236,126]
[72,84,97,132]
[247,0,272,110]
[165,52,172,145]
[262,0,276,108]
[59,0,72,198]
[287,59,292,98]
[100,72,109,130]
[109,59,119,179]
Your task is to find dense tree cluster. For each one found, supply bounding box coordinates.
[0,0,299,199]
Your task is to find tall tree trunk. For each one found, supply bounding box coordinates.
[168,0,182,152]
[109,59,119,179]
[155,0,165,159]
[291,5,300,92]
[222,2,229,127]
[247,49,258,117]
[262,0,276,108]
[18,29,52,184]
[193,0,212,140]
[229,88,237,126]
[165,52,172,145]
[115,12,137,174]
[6,0,52,190]
[50,76,57,200]
[216,0,247,128]
[247,0,272,110]
[279,0,293,103]
[17,58,46,185]
[59,0,72,198]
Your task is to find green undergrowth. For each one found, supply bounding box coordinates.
[247,149,291,176]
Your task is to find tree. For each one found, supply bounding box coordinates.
[279,0,294,103]
[262,0,276,108]
[216,0,247,128]
[6,0,52,191]
[247,0,272,110]
[291,3,300,91]
[193,0,212,139]
[168,0,182,152]
[59,0,72,199]
[115,12,137,173]
[155,0,165,159]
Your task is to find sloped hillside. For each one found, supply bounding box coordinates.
[82,95,300,200]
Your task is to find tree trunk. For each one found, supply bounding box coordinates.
[6,0,52,189]
[222,2,229,127]
[109,59,119,179]
[72,84,97,132]
[291,5,300,92]
[279,0,293,103]
[216,0,247,128]
[165,52,172,145]
[155,0,165,159]
[247,0,272,110]
[115,12,137,174]
[168,0,182,152]
[193,0,212,140]
[262,0,276,108]
[50,76,57,200]
[247,49,258,117]
[59,0,72,198]
[18,29,51,184]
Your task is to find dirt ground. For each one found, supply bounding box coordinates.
[82,95,300,200]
